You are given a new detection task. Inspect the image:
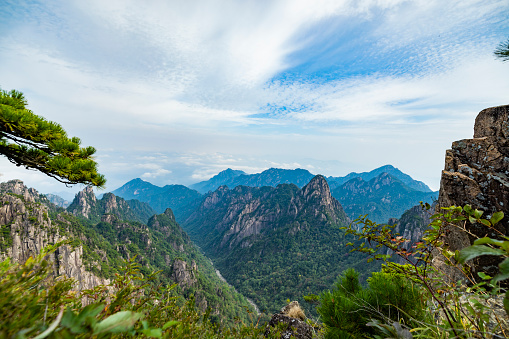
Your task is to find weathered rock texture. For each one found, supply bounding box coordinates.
[185,175,349,252]
[437,105,509,278]
[264,301,313,339]
[385,204,433,264]
[0,180,108,291]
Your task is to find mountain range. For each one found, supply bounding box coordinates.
[181,175,379,315]
[109,165,437,223]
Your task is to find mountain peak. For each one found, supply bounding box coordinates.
[302,175,333,203]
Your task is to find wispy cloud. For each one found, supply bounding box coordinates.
[0,0,507,193]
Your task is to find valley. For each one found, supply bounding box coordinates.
[36,164,434,317]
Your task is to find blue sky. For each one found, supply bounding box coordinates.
[0,0,508,197]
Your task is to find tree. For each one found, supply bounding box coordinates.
[495,38,509,62]
[0,89,106,187]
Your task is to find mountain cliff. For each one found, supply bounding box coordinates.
[437,104,509,280]
[0,180,108,291]
[182,175,378,315]
[0,180,254,323]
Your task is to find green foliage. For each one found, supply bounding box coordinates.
[317,268,426,338]
[0,244,266,338]
[343,203,509,338]
[183,183,378,317]
[495,38,509,61]
[0,89,105,187]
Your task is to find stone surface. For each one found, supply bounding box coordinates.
[0,180,108,291]
[437,105,509,279]
[265,301,314,339]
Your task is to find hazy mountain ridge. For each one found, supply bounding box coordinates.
[191,168,247,193]
[332,172,438,223]
[181,175,378,315]
[111,179,202,220]
[327,164,433,192]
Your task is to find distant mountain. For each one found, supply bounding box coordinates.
[190,168,246,193]
[111,178,202,220]
[45,193,70,208]
[191,168,316,193]
[331,172,438,223]
[181,175,378,315]
[328,165,433,192]
[67,187,157,224]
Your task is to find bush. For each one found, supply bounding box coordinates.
[317,268,426,338]
[0,243,266,338]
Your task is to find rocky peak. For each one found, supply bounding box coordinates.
[70,186,97,218]
[0,179,39,203]
[437,104,509,279]
[301,175,332,203]
[103,193,118,213]
[163,208,176,222]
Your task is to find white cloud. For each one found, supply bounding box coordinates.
[0,0,507,194]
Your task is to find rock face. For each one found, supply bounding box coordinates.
[264,301,313,339]
[437,105,509,278]
[0,180,108,291]
[172,259,197,289]
[385,204,434,264]
[184,175,349,252]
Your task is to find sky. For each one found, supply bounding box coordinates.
[0,0,508,199]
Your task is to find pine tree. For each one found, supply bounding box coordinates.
[0,89,106,187]
[495,38,509,62]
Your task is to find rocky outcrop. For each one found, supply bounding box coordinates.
[45,193,71,208]
[0,180,108,291]
[264,301,314,339]
[68,186,97,218]
[68,188,155,224]
[172,259,197,289]
[437,105,509,279]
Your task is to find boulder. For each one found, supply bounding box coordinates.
[264,301,314,339]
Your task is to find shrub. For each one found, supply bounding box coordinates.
[317,268,426,338]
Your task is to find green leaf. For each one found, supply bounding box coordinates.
[492,258,509,284]
[477,272,492,280]
[473,237,504,246]
[140,328,163,338]
[480,219,491,227]
[93,311,142,334]
[457,245,506,263]
[162,321,179,330]
[504,290,509,317]
[468,216,477,224]
[474,209,484,219]
[490,211,504,225]
[464,204,473,214]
